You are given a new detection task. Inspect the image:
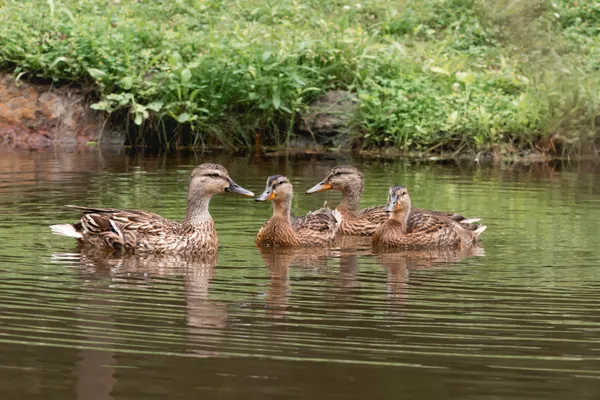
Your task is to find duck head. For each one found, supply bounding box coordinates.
[256,175,294,203]
[306,165,364,194]
[384,185,411,213]
[190,164,255,197]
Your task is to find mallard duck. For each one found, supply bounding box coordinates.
[50,163,255,254]
[306,165,481,236]
[255,175,341,247]
[372,186,486,249]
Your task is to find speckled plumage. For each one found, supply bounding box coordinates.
[256,175,341,247]
[65,206,219,254]
[372,186,486,249]
[307,166,481,236]
[50,164,254,254]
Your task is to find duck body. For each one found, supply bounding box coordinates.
[373,216,483,249]
[50,164,254,254]
[307,166,481,236]
[372,186,486,249]
[53,206,219,254]
[256,175,341,248]
[337,205,480,236]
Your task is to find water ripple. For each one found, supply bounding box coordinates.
[1,152,599,398]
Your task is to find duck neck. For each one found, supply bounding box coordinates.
[389,206,410,233]
[338,183,363,214]
[272,198,292,222]
[184,187,214,227]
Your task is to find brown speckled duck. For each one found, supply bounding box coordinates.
[256,175,341,247]
[372,186,486,249]
[50,164,254,254]
[306,166,481,236]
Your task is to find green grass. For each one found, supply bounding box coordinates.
[0,0,599,154]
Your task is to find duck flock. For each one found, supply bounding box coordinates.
[51,163,486,254]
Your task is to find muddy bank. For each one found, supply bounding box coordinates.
[0,73,123,149]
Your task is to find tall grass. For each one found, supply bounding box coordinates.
[0,0,598,154]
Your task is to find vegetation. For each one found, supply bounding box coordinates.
[0,0,599,154]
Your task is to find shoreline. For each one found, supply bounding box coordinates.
[1,142,598,165]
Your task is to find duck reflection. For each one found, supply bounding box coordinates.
[258,237,373,318]
[71,257,116,400]
[75,250,224,356]
[332,236,372,289]
[54,248,224,400]
[258,247,334,318]
[374,246,485,303]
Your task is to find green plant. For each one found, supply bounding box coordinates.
[0,0,598,154]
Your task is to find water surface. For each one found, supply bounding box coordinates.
[1,149,599,399]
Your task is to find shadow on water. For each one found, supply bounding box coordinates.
[2,147,600,399]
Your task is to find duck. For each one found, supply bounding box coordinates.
[372,185,486,249]
[49,163,255,254]
[306,165,481,236]
[255,175,341,247]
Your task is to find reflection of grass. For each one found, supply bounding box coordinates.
[0,0,598,153]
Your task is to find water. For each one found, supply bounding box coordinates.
[1,148,600,400]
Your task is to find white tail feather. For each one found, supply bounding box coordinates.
[461,218,481,224]
[50,224,82,239]
[331,209,342,225]
[474,225,487,238]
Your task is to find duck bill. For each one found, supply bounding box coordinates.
[384,195,398,213]
[256,189,276,202]
[306,181,332,194]
[225,178,255,197]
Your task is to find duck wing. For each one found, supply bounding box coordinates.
[407,212,486,246]
[334,205,387,236]
[407,212,454,235]
[65,205,179,251]
[292,208,341,246]
[411,208,481,226]
[357,205,389,225]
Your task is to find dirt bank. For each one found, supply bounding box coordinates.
[0,73,123,149]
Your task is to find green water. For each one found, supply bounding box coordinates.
[1,149,599,399]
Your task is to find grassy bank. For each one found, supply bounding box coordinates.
[1,0,599,154]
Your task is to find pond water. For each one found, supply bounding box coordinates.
[1,148,599,399]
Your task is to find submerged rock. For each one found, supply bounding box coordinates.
[299,90,358,146]
[0,73,123,148]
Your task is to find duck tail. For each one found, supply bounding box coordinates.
[50,224,83,239]
[331,209,342,226]
[461,218,482,224]
[474,225,487,239]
